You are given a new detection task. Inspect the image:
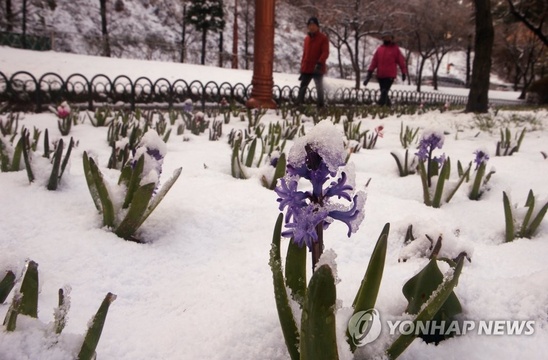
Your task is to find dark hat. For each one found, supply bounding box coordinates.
[381,31,394,39]
[307,17,320,27]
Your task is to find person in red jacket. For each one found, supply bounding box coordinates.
[296,17,330,108]
[363,32,408,106]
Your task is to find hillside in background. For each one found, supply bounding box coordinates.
[8,0,307,74]
[2,0,512,89]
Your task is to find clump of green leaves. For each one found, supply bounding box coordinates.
[87,107,113,127]
[83,130,182,242]
[399,122,420,149]
[496,128,526,156]
[503,190,548,242]
[2,260,115,360]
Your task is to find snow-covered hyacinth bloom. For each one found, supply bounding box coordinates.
[57,101,71,119]
[416,130,445,162]
[473,149,489,170]
[131,130,167,187]
[275,120,366,250]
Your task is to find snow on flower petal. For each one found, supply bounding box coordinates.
[288,120,346,174]
[326,192,366,237]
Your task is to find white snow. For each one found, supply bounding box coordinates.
[0,47,547,360]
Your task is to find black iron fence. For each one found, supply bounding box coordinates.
[0,71,471,112]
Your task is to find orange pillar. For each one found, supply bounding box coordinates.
[245,0,276,109]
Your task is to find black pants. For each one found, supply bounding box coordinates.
[297,73,325,108]
[378,78,394,106]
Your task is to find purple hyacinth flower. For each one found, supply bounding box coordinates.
[416,131,445,161]
[275,176,308,221]
[274,120,367,252]
[282,205,328,249]
[473,150,489,170]
[326,194,365,237]
[325,171,353,202]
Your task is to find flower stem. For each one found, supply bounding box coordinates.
[311,222,324,272]
[427,149,433,187]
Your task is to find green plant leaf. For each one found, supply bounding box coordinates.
[285,237,307,307]
[269,213,300,360]
[348,223,389,352]
[300,264,339,360]
[122,155,145,209]
[47,138,64,190]
[55,288,69,334]
[83,152,102,212]
[445,161,471,203]
[19,260,39,318]
[390,152,404,177]
[245,138,257,167]
[0,270,16,303]
[115,182,156,240]
[77,292,116,360]
[386,256,465,359]
[524,200,548,239]
[3,292,22,331]
[10,135,24,171]
[469,162,486,200]
[503,191,515,242]
[88,156,115,228]
[43,128,50,158]
[21,130,34,183]
[136,167,182,231]
[432,158,452,208]
[270,152,286,190]
[417,161,432,206]
[59,137,75,180]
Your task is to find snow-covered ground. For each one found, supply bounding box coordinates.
[0,48,547,360]
[1,47,522,103]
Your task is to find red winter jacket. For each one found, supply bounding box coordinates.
[368,44,407,79]
[300,31,329,75]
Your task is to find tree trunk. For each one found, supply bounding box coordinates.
[337,45,344,79]
[22,0,27,49]
[416,56,428,93]
[353,28,361,89]
[432,54,446,91]
[244,0,250,69]
[466,34,472,88]
[180,4,186,63]
[6,0,13,32]
[232,0,239,69]
[466,0,494,113]
[100,0,111,57]
[201,28,207,65]
[219,31,224,67]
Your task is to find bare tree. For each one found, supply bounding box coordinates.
[428,1,470,90]
[493,22,546,97]
[99,0,111,57]
[466,0,495,113]
[320,0,394,89]
[506,0,548,46]
[243,0,254,69]
[180,2,188,63]
[231,0,238,68]
[5,0,14,31]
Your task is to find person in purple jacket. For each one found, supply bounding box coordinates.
[363,32,408,106]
